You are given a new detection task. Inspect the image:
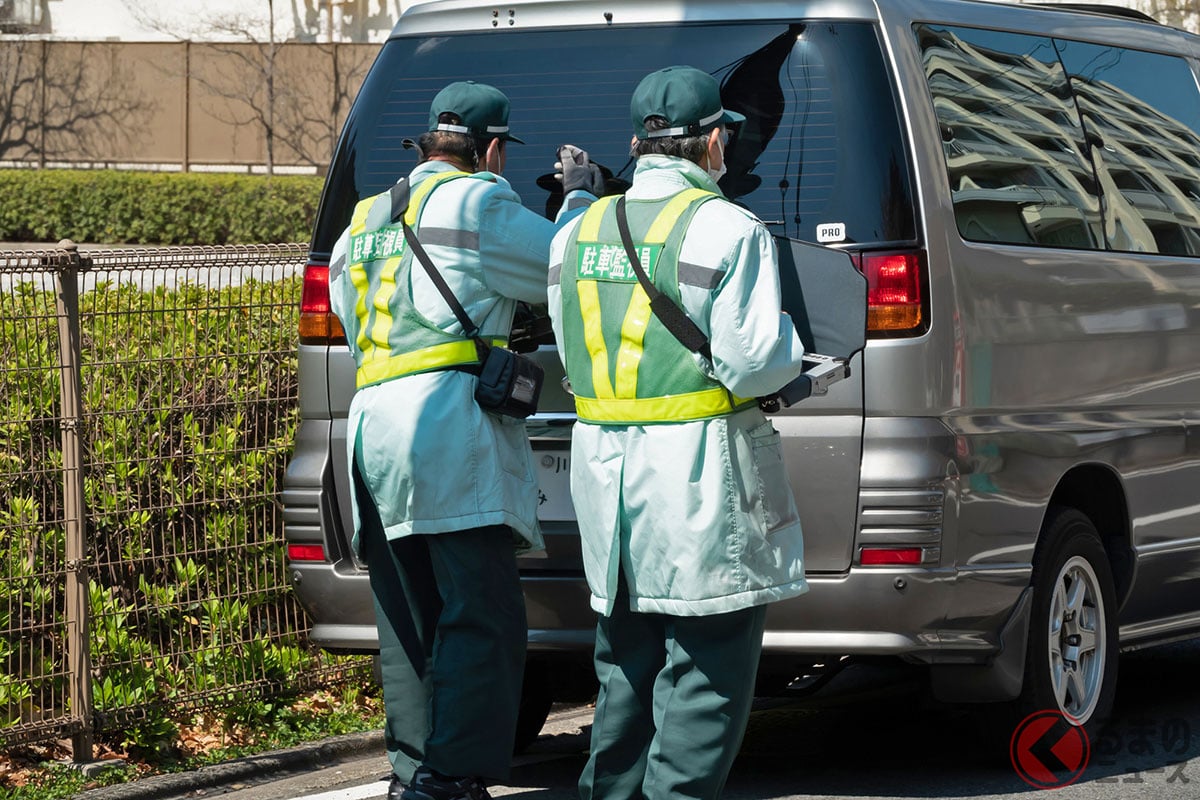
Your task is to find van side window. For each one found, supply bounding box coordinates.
[916,25,1103,250]
[1056,41,1200,256]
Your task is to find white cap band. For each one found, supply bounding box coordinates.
[644,107,726,139]
[435,123,510,136]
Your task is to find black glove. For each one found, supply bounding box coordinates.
[555,145,605,195]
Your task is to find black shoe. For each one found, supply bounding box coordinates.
[387,774,406,800]
[399,766,491,800]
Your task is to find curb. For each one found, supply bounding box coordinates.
[75,730,386,800]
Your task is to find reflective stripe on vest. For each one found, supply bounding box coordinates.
[345,171,486,388]
[564,189,755,424]
[355,337,508,387]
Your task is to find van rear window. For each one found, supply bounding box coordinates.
[313,22,916,254]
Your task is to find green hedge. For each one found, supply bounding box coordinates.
[0,169,324,245]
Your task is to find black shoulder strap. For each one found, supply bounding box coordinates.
[388,180,411,224]
[614,196,712,361]
[391,177,481,341]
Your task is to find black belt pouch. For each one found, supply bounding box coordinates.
[474,342,544,419]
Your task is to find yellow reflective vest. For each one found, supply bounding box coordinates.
[548,155,808,616]
[330,160,594,551]
[558,190,756,424]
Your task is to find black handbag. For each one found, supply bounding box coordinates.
[395,180,544,418]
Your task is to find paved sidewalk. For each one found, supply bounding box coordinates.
[75,731,385,800]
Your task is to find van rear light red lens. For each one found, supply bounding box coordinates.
[287,543,327,562]
[861,251,923,333]
[299,262,346,344]
[860,547,923,565]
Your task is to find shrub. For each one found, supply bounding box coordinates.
[0,170,323,245]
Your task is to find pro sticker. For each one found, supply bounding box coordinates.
[816,223,846,243]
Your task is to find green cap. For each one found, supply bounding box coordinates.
[428,80,524,143]
[630,65,745,140]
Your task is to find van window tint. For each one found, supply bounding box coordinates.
[313,23,915,253]
[916,25,1103,249]
[1055,41,1200,255]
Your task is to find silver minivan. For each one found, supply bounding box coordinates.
[285,0,1200,745]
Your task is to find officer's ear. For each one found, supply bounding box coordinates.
[703,127,724,171]
[482,138,505,175]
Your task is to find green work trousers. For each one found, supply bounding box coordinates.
[578,583,768,800]
[356,462,527,784]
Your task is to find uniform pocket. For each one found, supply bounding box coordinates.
[748,420,799,534]
[493,414,534,482]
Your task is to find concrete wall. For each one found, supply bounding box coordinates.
[0,39,378,173]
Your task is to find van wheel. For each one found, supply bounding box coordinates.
[514,660,554,754]
[1017,507,1118,737]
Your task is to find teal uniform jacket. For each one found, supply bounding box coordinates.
[548,155,809,616]
[330,160,593,554]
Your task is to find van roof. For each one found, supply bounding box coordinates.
[391,0,1180,39]
[392,0,881,35]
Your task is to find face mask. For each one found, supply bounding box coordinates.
[707,136,727,184]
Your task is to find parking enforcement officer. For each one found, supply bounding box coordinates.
[547,65,809,800]
[328,81,603,800]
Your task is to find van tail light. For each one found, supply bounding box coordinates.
[299,261,346,345]
[860,546,923,565]
[855,250,925,335]
[287,543,327,562]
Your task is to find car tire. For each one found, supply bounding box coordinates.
[1015,506,1118,738]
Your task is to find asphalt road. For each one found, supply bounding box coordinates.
[95,639,1199,800]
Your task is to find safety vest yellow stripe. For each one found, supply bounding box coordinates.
[643,188,713,243]
[366,253,401,354]
[347,198,376,358]
[356,337,506,388]
[404,171,468,226]
[349,171,470,369]
[578,195,617,241]
[577,280,615,399]
[613,287,651,398]
[575,196,624,398]
[574,387,752,424]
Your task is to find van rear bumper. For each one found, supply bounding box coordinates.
[764,566,1030,663]
[295,558,1033,703]
[308,622,380,654]
[522,562,1031,663]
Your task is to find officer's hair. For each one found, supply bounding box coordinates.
[416,113,498,169]
[630,116,709,163]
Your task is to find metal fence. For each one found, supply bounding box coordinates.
[0,243,368,761]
